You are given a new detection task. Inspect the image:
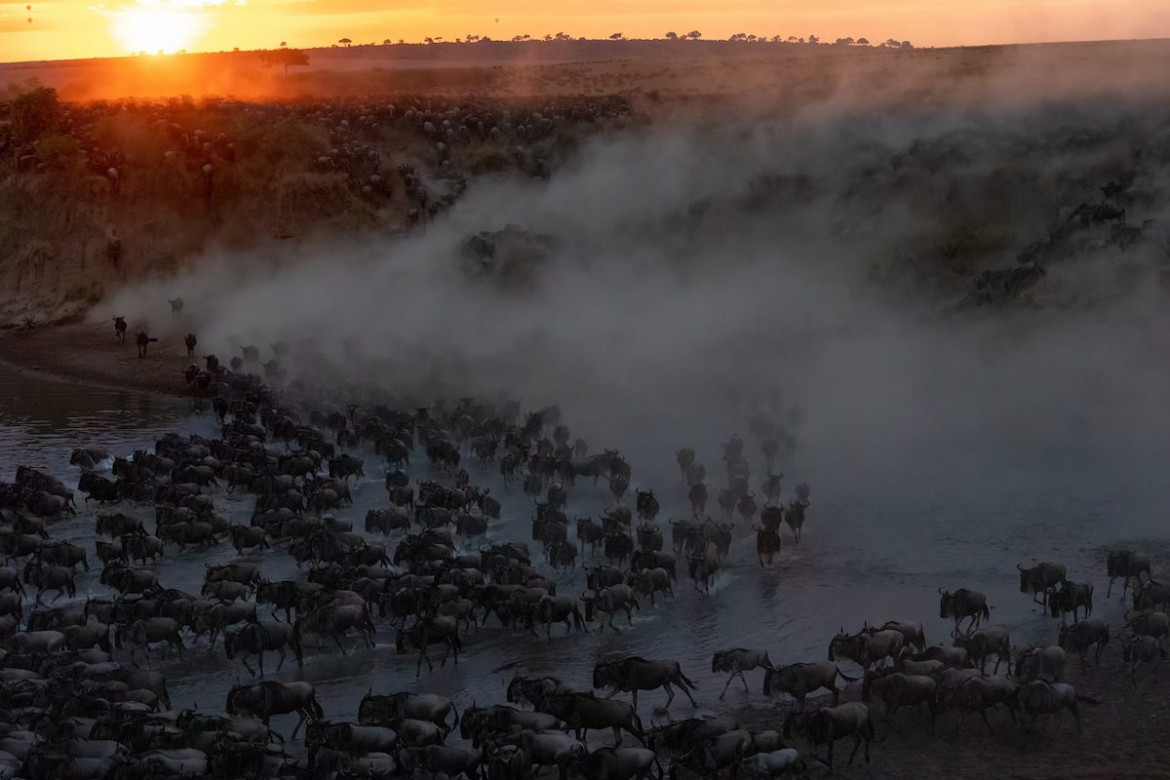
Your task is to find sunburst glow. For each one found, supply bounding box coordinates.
[112,4,206,54]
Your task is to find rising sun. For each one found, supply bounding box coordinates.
[112,5,204,54]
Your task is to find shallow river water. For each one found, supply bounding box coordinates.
[0,359,1167,737]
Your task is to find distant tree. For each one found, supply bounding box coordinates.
[279,40,287,48]
[555,32,570,40]
[686,30,702,40]
[434,36,444,42]
[884,38,900,48]
[11,86,60,143]
[787,35,799,43]
[665,31,678,40]
[730,33,746,41]
[398,38,404,44]
[808,34,819,44]
[382,38,391,45]
[747,34,757,42]
[424,37,433,44]
[900,40,914,49]
[339,38,352,47]
[260,47,310,76]
[543,33,552,41]
[609,32,624,40]
[856,37,870,46]
[834,37,854,46]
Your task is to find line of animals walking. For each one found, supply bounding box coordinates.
[0,319,1162,778]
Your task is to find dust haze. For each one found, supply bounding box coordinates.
[99,73,1170,498]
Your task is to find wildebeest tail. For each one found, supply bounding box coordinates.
[310,692,324,719]
[678,669,697,690]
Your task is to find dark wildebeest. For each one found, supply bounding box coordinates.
[861,671,939,731]
[592,656,697,711]
[136,331,158,358]
[1058,617,1110,668]
[226,680,323,739]
[116,617,184,664]
[1121,634,1166,686]
[1106,550,1151,599]
[225,621,304,677]
[828,629,905,669]
[947,674,1019,735]
[951,626,1011,674]
[359,692,459,735]
[296,603,376,655]
[532,692,645,746]
[1050,580,1094,622]
[184,333,197,357]
[113,316,128,344]
[938,588,990,633]
[753,526,782,567]
[711,648,772,699]
[1018,561,1066,608]
[783,702,873,770]
[396,616,462,676]
[1017,680,1095,733]
[581,585,640,632]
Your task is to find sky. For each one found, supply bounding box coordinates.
[0,0,1168,63]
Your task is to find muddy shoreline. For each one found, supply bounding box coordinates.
[0,321,194,398]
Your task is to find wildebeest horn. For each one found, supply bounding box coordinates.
[937,587,945,594]
[1017,563,1025,571]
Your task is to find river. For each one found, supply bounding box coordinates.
[0,358,1166,738]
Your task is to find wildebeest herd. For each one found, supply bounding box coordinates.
[0,322,1162,779]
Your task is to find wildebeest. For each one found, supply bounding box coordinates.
[1106,550,1151,598]
[359,692,459,734]
[1132,580,1170,613]
[711,648,772,699]
[753,525,782,567]
[829,629,905,669]
[783,702,873,769]
[225,621,304,677]
[533,692,645,746]
[864,621,926,653]
[938,588,990,633]
[946,674,1018,735]
[396,616,461,676]
[861,671,938,730]
[226,680,323,739]
[115,617,184,664]
[581,585,640,632]
[763,662,858,710]
[297,603,376,655]
[1015,645,1066,683]
[593,656,697,711]
[951,626,1011,673]
[1058,616,1110,667]
[1018,561,1066,607]
[1121,634,1166,686]
[564,746,660,780]
[1049,580,1094,622]
[533,595,587,638]
[1017,680,1095,733]
[742,748,804,779]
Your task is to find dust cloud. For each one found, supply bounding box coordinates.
[98,91,1170,492]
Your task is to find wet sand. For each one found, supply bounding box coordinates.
[0,321,194,397]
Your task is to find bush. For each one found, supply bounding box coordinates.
[33,134,81,168]
[10,87,61,144]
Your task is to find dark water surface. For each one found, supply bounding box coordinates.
[0,360,1167,737]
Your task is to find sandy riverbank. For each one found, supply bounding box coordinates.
[0,320,195,397]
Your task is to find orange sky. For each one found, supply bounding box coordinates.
[1,0,1168,63]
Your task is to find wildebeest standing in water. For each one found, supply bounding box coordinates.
[939,588,991,634]
[226,680,322,739]
[592,656,697,711]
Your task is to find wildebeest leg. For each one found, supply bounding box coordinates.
[333,634,348,656]
[276,647,287,671]
[979,708,994,736]
[681,680,698,707]
[632,689,639,711]
[845,733,863,766]
[663,684,673,708]
[241,655,258,677]
[719,673,735,699]
[291,710,307,740]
